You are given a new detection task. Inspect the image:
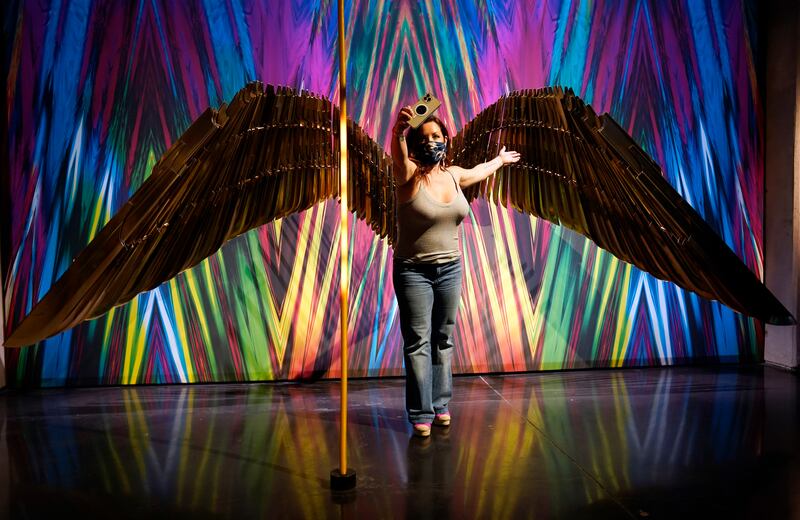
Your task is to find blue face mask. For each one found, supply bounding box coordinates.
[417,141,447,165]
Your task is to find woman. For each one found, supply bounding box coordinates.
[391,105,521,437]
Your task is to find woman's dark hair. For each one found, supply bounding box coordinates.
[407,115,451,176]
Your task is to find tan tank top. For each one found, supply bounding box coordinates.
[395,170,470,264]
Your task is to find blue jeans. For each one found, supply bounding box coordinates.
[393,258,463,424]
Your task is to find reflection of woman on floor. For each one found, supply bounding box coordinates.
[391,104,521,437]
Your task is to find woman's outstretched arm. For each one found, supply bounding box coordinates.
[452,146,521,188]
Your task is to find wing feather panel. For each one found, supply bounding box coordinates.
[450,88,793,324]
[6,82,395,346]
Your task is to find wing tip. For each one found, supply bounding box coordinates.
[766,313,797,326]
[3,328,33,348]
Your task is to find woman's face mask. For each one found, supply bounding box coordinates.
[417,140,447,165]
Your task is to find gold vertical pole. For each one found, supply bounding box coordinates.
[331,0,356,491]
[337,0,349,474]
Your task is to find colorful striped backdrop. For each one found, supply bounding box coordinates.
[3,0,763,386]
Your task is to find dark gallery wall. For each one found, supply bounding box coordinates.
[765,0,800,370]
[1,0,23,389]
[2,1,771,386]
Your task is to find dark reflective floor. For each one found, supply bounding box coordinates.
[1,366,798,519]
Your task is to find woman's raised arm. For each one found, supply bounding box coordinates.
[390,106,418,186]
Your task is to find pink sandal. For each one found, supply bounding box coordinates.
[413,423,432,437]
[434,414,451,427]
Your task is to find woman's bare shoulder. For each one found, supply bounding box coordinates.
[446,164,466,180]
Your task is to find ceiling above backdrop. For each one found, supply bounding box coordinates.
[2,0,763,387]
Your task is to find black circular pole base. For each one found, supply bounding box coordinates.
[330,468,357,490]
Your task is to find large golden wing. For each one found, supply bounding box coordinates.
[5,82,395,346]
[451,87,793,325]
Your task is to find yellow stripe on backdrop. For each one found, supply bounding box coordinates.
[122,297,140,384]
[290,203,337,373]
[169,279,195,383]
[611,264,634,367]
[503,214,539,366]
[186,270,217,374]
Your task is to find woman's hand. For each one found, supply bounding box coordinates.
[498,146,521,165]
[393,106,414,136]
